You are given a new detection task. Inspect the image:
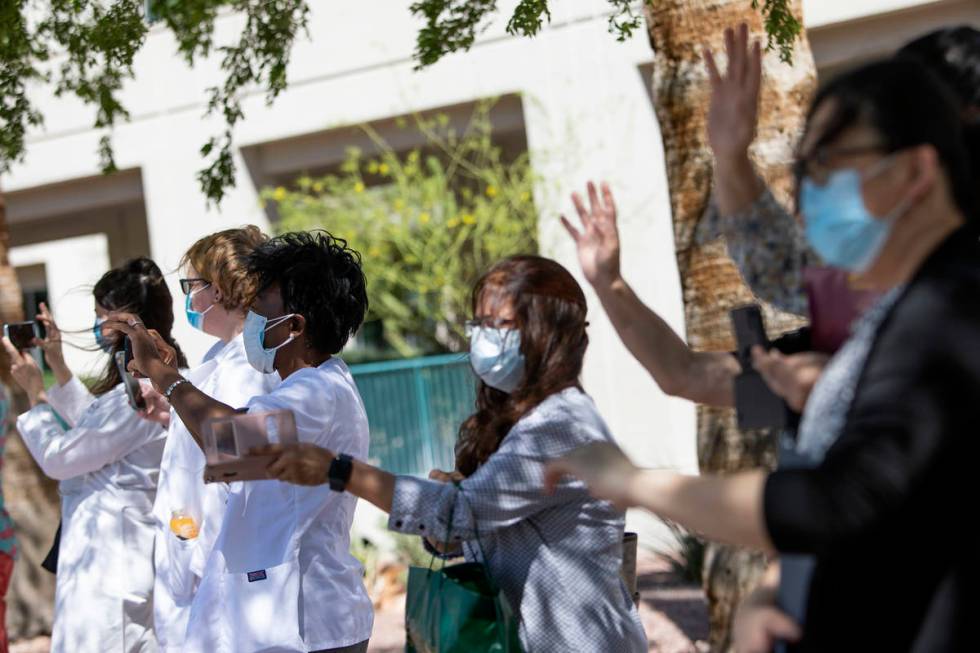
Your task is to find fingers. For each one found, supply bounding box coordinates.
[704,47,722,87]
[587,181,601,217]
[1,337,22,362]
[250,443,287,457]
[560,215,582,243]
[737,22,749,82]
[104,318,137,338]
[747,39,763,103]
[723,26,736,79]
[600,182,617,220]
[571,192,591,228]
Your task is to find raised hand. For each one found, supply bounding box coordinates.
[561,181,621,287]
[544,441,641,511]
[2,336,45,405]
[34,301,67,371]
[704,23,762,166]
[103,312,175,383]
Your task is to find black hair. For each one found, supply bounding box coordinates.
[246,230,368,355]
[897,26,980,115]
[90,257,188,396]
[806,58,978,227]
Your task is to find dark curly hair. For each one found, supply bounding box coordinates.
[91,257,188,396]
[455,255,589,477]
[246,230,368,355]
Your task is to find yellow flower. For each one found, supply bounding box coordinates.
[485,185,498,198]
[312,182,324,193]
[393,198,406,211]
[272,186,287,201]
[520,191,531,203]
[447,217,460,229]
[354,182,365,194]
[419,212,431,224]
[461,213,476,225]
[367,161,379,174]
[378,163,390,176]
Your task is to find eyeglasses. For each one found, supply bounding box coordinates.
[792,144,889,208]
[464,317,516,337]
[179,278,211,295]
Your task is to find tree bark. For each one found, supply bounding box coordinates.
[1,184,60,640]
[644,2,815,650]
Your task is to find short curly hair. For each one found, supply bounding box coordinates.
[180,225,268,310]
[246,230,368,355]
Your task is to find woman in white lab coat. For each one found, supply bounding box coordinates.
[111,231,374,653]
[149,226,278,652]
[4,258,187,653]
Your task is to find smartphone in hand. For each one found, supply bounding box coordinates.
[731,305,789,429]
[4,321,40,350]
[114,350,146,411]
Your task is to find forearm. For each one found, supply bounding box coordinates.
[594,277,738,405]
[713,153,765,217]
[629,468,774,552]
[49,357,73,387]
[347,459,397,513]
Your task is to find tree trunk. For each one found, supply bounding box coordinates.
[644,2,815,650]
[1,184,60,640]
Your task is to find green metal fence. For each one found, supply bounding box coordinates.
[349,353,476,477]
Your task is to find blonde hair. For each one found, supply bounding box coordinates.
[180,225,268,311]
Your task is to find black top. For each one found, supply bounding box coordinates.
[764,228,980,652]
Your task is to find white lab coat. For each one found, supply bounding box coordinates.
[152,334,279,652]
[184,358,374,653]
[17,375,166,653]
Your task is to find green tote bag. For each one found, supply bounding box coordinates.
[405,484,523,653]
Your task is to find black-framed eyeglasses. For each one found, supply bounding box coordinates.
[179,278,210,295]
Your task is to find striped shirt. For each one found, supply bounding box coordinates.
[389,387,647,652]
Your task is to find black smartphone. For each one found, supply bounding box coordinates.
[4,321,40,350]
[114,350,146,411]
[730,305,788,429]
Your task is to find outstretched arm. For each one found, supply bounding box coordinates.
[544,442,773,552]
[562,181,740,407]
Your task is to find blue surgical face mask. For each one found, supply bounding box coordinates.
[93,317,113,353]
[801,157,910,273]
[185,283,215,332]
[243,310,297,374]
[468,326,525,394]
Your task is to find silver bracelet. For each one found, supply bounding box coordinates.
[163,378,191,401]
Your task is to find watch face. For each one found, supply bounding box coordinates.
[329,454,353,491]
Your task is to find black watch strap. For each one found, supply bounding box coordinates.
[327,453,354,492]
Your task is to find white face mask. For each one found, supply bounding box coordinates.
[243,310,296,374]
[468,326,525,394]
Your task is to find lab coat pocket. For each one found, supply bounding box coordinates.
[163,532,199,603]
[226,556,305,652]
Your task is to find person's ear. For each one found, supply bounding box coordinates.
[289,314,306,339]
[902,144,938,207]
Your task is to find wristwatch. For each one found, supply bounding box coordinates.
[327,453,354,492]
